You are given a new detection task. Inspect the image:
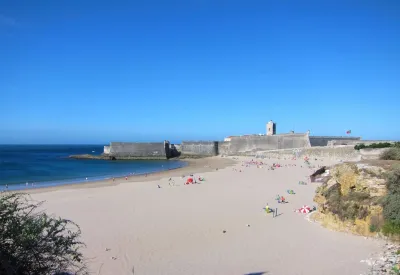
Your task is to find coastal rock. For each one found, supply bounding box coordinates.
[313,162,388,237]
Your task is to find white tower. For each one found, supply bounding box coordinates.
[266,120,276,136]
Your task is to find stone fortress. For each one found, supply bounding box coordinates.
[102,120,383,159]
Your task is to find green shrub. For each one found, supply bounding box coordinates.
[385,164,400,194]
[381,165,400,236]
[0,192,87,275]
[380,147,400,160]
[370,142,392,149]
[355,142,397,151]
[382,221,400,235]
[369,214,384,232]
[354,143,366,150]
[382,194,400,226]
[369,224,378,233]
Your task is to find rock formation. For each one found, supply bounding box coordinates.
[312,162,387,237]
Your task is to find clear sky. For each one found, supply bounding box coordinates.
[1,0,399,144]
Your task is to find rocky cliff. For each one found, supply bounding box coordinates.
[312,162,389,237]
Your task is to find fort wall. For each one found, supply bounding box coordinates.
[180,141,218,156]
[107,141,170,159]
[219,133,310,155]
[252,146,361,161]
[309,136,361,147]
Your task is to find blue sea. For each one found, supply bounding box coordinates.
[0,145,186,191]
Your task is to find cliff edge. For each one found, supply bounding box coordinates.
[312,160,399,238]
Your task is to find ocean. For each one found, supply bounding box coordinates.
[0,145,186,191]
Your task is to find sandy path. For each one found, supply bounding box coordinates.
[31,156,383,275]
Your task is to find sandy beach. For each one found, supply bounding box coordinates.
[30,156,384,275]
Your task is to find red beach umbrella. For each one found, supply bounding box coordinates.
[186,178,193,184]
[299,205,311,214]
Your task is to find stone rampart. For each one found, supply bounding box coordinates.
[180,141,218,156]
[103,146,110,154]
[359,148,389,160]
[219,133,310,155]
[108,141,170,159]
[309,136,361,147]
[253,146,361,161]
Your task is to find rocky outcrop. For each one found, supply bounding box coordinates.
[312,162,387,237]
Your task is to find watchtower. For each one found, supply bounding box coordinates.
[266,120,276,136]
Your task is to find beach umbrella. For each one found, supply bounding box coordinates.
[299,205,311,214]
[186,177,193,184]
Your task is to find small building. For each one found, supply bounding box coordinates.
[266,120,277,136]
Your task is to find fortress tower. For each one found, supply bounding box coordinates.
[266,120,276,136]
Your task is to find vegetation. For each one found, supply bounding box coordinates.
[0,192,87,275]
[352,142,400,160]
[380,147,400,161]
[382,164,400,236]
[354,142,400,150]
[322,183,371,222]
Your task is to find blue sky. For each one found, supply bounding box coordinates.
[0,0,399,144]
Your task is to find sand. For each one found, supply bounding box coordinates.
[30,156,384,275]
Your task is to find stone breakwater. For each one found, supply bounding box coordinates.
[68,154,170,160]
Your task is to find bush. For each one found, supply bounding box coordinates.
[324,183,371,221]
[382,165,400,236]
[380,147,400,161]
[0,192,87,275]
[382,221,400,235]
[382,193,400,227]
[369,214,384,232]
[355,142,396,151]
[370,142,392,149]
[369,224,378,233]
[354,143,366,150]
[385,164,400,194]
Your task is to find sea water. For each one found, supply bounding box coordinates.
[0,145,186,191]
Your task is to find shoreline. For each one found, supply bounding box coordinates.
[2,159,187,192]
[22,156,237,194]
